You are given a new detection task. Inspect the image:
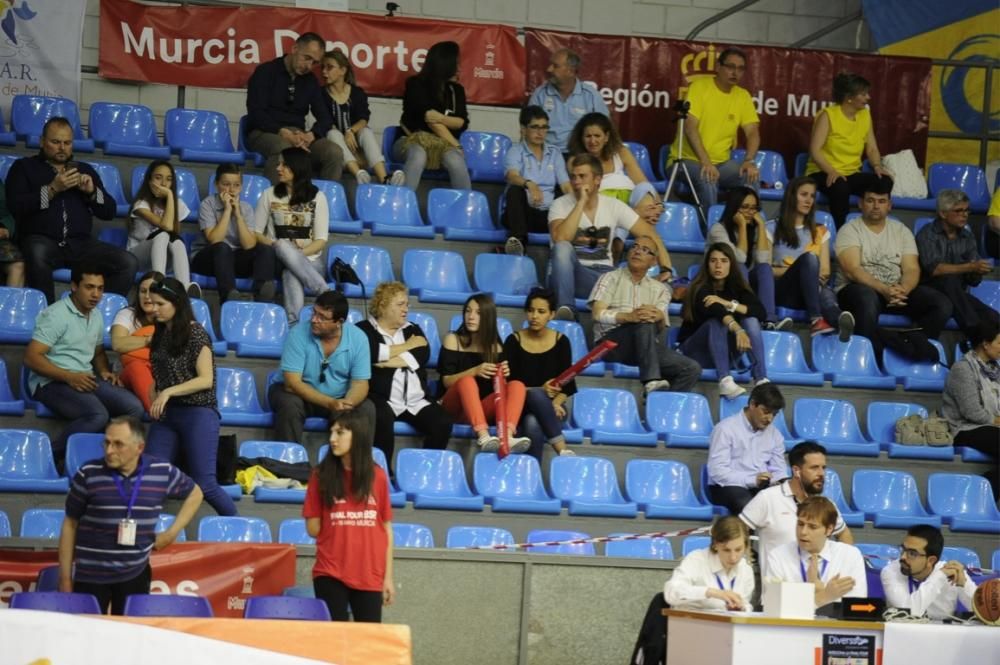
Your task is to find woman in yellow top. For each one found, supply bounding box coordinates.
[805,73,893,229]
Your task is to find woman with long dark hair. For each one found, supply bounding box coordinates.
[767,176,853,339]
[439,293,529,452]
[392,40,470,191]
[110,270,164,412]
[304,408,395,622]
[679,243,768,399]
[144,277,237,515]
[254,146,331,324]
[706,186,786,330]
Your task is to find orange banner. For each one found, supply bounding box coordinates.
[98,0,525,105]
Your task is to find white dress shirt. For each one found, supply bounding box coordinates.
[371,319,431,416]
[663,547,755,611]
[880,559,977,620]
[765,540,867,604]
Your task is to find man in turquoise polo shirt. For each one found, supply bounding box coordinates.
[269,290,372,451]
[24,261,144,472]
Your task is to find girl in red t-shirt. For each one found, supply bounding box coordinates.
[303,408,395,621]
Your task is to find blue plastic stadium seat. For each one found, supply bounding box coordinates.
[393,522,435,548]
[9,591,101,614]
[462,130,512,183]
[19,508,65,538]
[970,280,999,311]
[244,595,331,621]
[0,153,18,180]
[237,115,265,167]
[405,311,441,368]
[356,184,434,238]
[547,320,605,376]
[35,566,60,592]
[216,367,272,426]
[549,455,638,517]
[623,141,667,192]
[698,464,729,516]
[913,217,934,236]
[19,366,54,417]
[645,392,712,448]
[428,188,504,242]
[761,331,824,386]
[0,430,69,492]
[0,287,47,343]
[188,298,228,355]
[97,226,128,250]
[65,432,105,478]
[312,179,363,234]
[83,160,131,217]
[197,516,272,542]
[396,449,484,511]
[326,244,394,298]
[366,447,405,507]
[0,358,24,416]
[732,148,788,201]
[219,301,288,358]
[605,535,675,560]
[401,249,473,304]
[681,535,712,556]
[572,388,657,446]
[446,526,515,549]
[942,546,981,569]
[474,254,540,307]
[793,398,879,457]
[11,95,95,151]
[124,594,214,617]
[656,203,705,253]
[0,509,10,537]
[164,108,244,164]
[448,314,514,342]
[718,394,801,446]
[0,106,16,145]
[852,469,941,529]
[472,452,562,514]
[811,335,896,389]
[927,473,1000,534]
[706,204,725,228]
[823,468,865,527]
[156,514,186,543]
[88,102,170,159]
[526,529,594,556]
[865,401,953,461]
[278,518,315,545]
[131,164,199,222]
[929,163,991,213]
[882,339,949,392]
[625,459,713,520]
[855,543,899,571]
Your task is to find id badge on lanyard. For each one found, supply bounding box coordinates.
[114,460,144,546]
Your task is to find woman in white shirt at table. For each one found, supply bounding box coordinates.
[664,516,754,611]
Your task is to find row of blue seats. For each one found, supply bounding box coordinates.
[6,431,995,531]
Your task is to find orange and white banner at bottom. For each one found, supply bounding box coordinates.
[0,543,297,617]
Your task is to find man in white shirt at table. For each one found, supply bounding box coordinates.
[880,524,976,619]
[766,496,866,608]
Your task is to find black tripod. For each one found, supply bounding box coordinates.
[663,99,708,230]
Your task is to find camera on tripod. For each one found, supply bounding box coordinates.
[673,99,691,118]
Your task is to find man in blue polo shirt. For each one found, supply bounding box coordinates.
[24,261,144,473]
[59,416,203,614]
[528,48,609,154]
[269,290,373,450]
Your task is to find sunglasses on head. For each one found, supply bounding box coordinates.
[150,281,180,298]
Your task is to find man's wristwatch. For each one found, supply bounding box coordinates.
[727,300,739,312]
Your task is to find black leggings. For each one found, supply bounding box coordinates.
[955,426,999,500]
[313,575,383,622]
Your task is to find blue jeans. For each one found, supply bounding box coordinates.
[549,241,615,309]
[743,264,777,323]
[601,322,701,392]
[774,253,841,322]
[680,158,756,221]
[146,405,238,516]
[679,317,766,381]
[273,240,329,324]
[520,387,566,460]
[391,136,471,191]
[34,378,144,468]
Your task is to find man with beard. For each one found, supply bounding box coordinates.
[740,441,853,577]
[881,525,977,619]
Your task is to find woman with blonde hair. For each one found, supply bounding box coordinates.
[663,516,754,611]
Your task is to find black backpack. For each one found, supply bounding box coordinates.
[628,592,668,665]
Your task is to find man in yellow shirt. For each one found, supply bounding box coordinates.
[670,48,761,221]
[987,188,1000,260]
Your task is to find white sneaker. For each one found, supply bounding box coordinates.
[754,377,771,388]
[643,379,671,396]
[557,448,577,457]
[477,435,500,452]
[504,236,525,256]
[719,376,747,400]
[508,436,531,454]
[388,170,406,186]
[355,169,371,185]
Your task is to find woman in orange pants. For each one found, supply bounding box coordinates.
[439,293,531,453]
[110,271,164,412]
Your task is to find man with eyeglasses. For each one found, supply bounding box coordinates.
[245,32,344,184]
[669,47,761,221]
[881,524,977,620]
[915,188,998,333]
[527,48,609,154]
[589,235,700,397]
[501,105,572,256]
[269,291,373,450]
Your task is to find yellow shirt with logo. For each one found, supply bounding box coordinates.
[672,76,759,165]
[806,105,870,176]
[988,188,1000,217]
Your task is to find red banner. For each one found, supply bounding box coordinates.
[0,543,296,618]
[525,30,932,173]
[98,0,525,106]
